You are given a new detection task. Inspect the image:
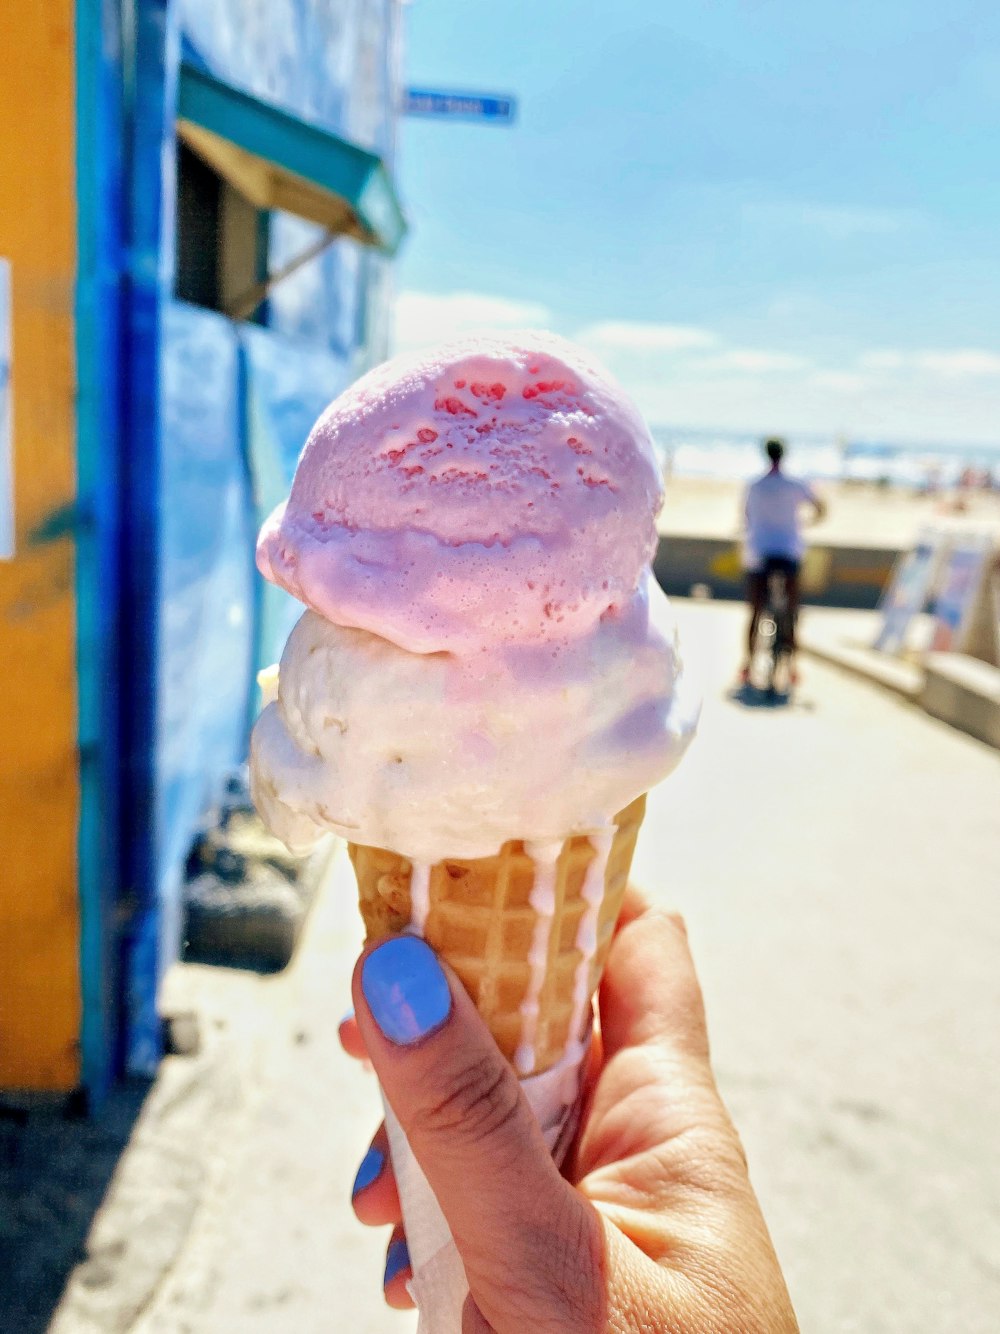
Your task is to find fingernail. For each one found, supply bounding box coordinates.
[352,1145,384,1197]
[384,1236,410,1287]
[361,937,452,1045]
[338,1007,355,1028]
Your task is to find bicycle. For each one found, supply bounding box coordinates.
[751,558,797,695]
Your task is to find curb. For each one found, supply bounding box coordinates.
[802,634,1000,752]
[800,635,923,700]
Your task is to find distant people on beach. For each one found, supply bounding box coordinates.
[958,463,998,492]
[740,437,827,688]
[918,464,943,497]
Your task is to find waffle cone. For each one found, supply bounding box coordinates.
[348,795,645,1077]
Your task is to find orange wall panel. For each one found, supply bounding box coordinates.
[0,1,82,1090]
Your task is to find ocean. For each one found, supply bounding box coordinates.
[651,427,1000,490]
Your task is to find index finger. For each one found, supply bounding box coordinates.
[338,1009,371,1063]
[599,904,708,1066]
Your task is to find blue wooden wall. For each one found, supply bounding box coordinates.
[122,0,401,1073]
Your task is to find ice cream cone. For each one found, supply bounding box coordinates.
[250,334,698,1330]
[349,794,646,1078]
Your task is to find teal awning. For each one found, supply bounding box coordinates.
[176,63,407,256]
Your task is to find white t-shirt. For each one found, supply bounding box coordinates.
[743,469,818,569]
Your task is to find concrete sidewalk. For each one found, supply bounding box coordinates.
[25,602,1000,1333]
[799,606,924,697]
[799,605,1000,748]
[50,848,409,1334]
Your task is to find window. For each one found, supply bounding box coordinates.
[174,142,270,321]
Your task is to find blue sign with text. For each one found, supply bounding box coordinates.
[404,89,516,123]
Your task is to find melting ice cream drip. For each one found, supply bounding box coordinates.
[408,862,432,936]
[568,829,614,1048]
[514,841,562,1076]
[521,825,614,1148]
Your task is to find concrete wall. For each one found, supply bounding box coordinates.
[655,535,899,610]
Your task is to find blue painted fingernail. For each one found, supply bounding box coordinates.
[352,1145,384,1197]
[384,1236,410,1287]
[361,937,452,1045]
[339,1007,355,1028]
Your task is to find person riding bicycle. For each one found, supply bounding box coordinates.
[740,437,826,686]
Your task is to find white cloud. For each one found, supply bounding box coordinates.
[621,365,1000,442]
[859,347,1000,378]
[914,349,1000,378]
[810,371,868,393]
[387,288,1000,440]
[696,349,809,374]
[743,201,919,240]
[858,349,906,371]
[575,320,716,353]
[796,204,915,239]
[392,290,551,355]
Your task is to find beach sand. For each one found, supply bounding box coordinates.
[658,476,1000,551]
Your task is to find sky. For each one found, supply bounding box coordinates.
[392,1,1000,446]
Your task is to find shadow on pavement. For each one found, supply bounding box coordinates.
[726,683,816,712]
[0,809,335,1334]
[0,1084,148,1333]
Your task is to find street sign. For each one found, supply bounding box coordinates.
[403,88,516,123]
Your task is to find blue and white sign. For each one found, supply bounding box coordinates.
[930,535,992,653]
[403,88,517,123]
[873,530,940,654]
[0,259,12,560]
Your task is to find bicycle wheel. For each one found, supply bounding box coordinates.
[774,606,794,660]
[765,571,790,693]
[752,614,777,690]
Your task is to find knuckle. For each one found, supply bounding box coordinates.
[541,1200,606,1331]
[475,1199,607,1334]
[526,1208,606,1331]
[676,1122,753,1199]
[663,908,689,939]
[643,904,688,941]
[414,1052,521,1144]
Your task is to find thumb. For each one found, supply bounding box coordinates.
[352,934,606,1332]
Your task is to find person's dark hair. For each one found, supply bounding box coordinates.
[764,437,785,465]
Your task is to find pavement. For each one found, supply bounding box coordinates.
[799,607,925,697]
[799,606,1000,750]
[13,601,1000,1333]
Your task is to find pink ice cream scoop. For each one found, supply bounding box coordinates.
[256,332,663,655]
